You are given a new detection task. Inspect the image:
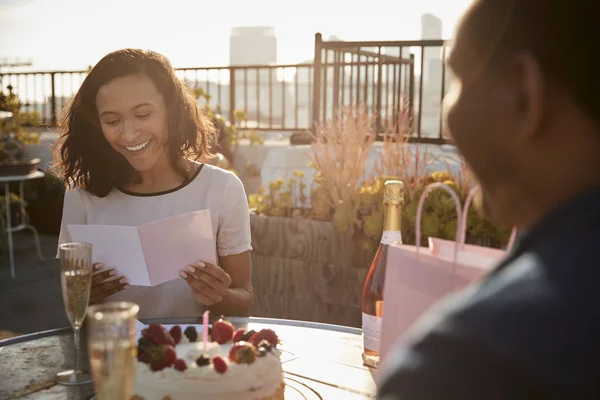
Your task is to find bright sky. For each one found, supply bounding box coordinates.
[0,0,472,71]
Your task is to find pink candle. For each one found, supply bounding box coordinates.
[202,310,210,348]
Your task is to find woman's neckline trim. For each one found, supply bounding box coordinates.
[118,163,204,197]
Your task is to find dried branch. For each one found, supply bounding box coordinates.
[374,99,433,202]
[307,105,376,210]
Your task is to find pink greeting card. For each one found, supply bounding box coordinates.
[67,210,217,286]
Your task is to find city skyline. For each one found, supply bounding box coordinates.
[0,0,470,71]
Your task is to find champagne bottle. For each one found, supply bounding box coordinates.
[361,180,404,368]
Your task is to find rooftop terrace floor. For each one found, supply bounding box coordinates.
[0,233,67,338]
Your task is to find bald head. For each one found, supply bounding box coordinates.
[444,0,600,229]
[460,0,600,126]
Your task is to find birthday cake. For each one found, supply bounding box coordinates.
[133,318,284,400]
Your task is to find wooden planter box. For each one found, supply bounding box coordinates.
[250,214,371,328]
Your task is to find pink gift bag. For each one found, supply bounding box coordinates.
[378,183,516,363]
[428,187,517,271]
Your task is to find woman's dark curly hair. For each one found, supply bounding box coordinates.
[52,48,216,197]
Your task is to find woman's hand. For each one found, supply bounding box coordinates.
[89,263,129,305]
[180,261,232,306]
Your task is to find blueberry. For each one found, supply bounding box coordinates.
[196,355,210,367]
[240,329,256,342]
[184,326,198,342]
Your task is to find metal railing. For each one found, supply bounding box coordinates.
[313,34,451,144]
[0,34,451,143]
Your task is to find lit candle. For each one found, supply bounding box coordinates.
[202,310,210,349]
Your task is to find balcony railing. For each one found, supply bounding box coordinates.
[0,34,451,143]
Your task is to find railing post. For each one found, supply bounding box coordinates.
[375,47,384,136]
[439,44,447,141]
[417,47,424,140]
[50,72,57,125]
[311,33,323,133]
[408,54,415,134]
[229,67,236,124]
[332,49,340,115]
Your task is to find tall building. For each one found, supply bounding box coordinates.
[420,13,444,138]
[228,27,295,128]
[420,13,443,92]
[421,13,443,40]
[229,26,277,66]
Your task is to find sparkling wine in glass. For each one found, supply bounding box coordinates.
[56,242,93,385]
[87,301,139,400]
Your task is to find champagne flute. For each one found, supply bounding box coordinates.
[87,301,139,400]
[56,242,94,385]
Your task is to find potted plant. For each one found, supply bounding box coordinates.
[0,86,44,247]
[192,88,264,193]
[247,105,513,327]
[0,85,41,176]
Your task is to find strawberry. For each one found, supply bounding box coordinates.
[169,325,182,344]
[149,345,177,371]
[137,337,152,355]
[212,356,228,374]
[173,359,187,372]
[150,361,168,371]
[143,324,175,346]
[228,341,257,364]
[249,329,279,348]
[137,351,152,364]
[150,355,169,371]
[232,328,246,343]
[163,345,177,366]
[211,319,234,344]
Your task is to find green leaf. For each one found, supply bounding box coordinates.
[443,219,458,240]
[428,195,443,214]
[247,194,261,210]
[333,201,356,234]
[421,213,440,237]
[404,201,419,223]
[363,210,383,240]
[439,194,457,215]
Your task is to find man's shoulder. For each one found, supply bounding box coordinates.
[378,248,600,398]
[447,248,600,355]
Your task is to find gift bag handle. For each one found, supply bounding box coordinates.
[460,187,518,251]
[415,182,463,263]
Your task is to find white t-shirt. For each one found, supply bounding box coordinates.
[57,163,252,319]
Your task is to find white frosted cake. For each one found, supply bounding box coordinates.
[133,320,284,400]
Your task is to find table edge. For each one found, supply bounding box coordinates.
[0,170,45,182]
[0,317,361,347]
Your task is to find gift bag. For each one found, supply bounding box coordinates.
[428,187,517,271]
[379,183,515,363]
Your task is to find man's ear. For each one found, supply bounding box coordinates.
[512,51,545,141]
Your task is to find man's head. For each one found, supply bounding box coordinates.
[445,0,600,228]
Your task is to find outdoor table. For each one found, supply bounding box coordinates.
[0,317,377,399]
[0,170,46,278]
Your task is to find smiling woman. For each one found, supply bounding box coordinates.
[95,74,172,182]
[51,49,253,319]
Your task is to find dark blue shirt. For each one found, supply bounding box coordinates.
[377,186,600,399]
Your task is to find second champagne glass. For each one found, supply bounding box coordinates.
[87,301,139,400]
[56,242,93,385]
